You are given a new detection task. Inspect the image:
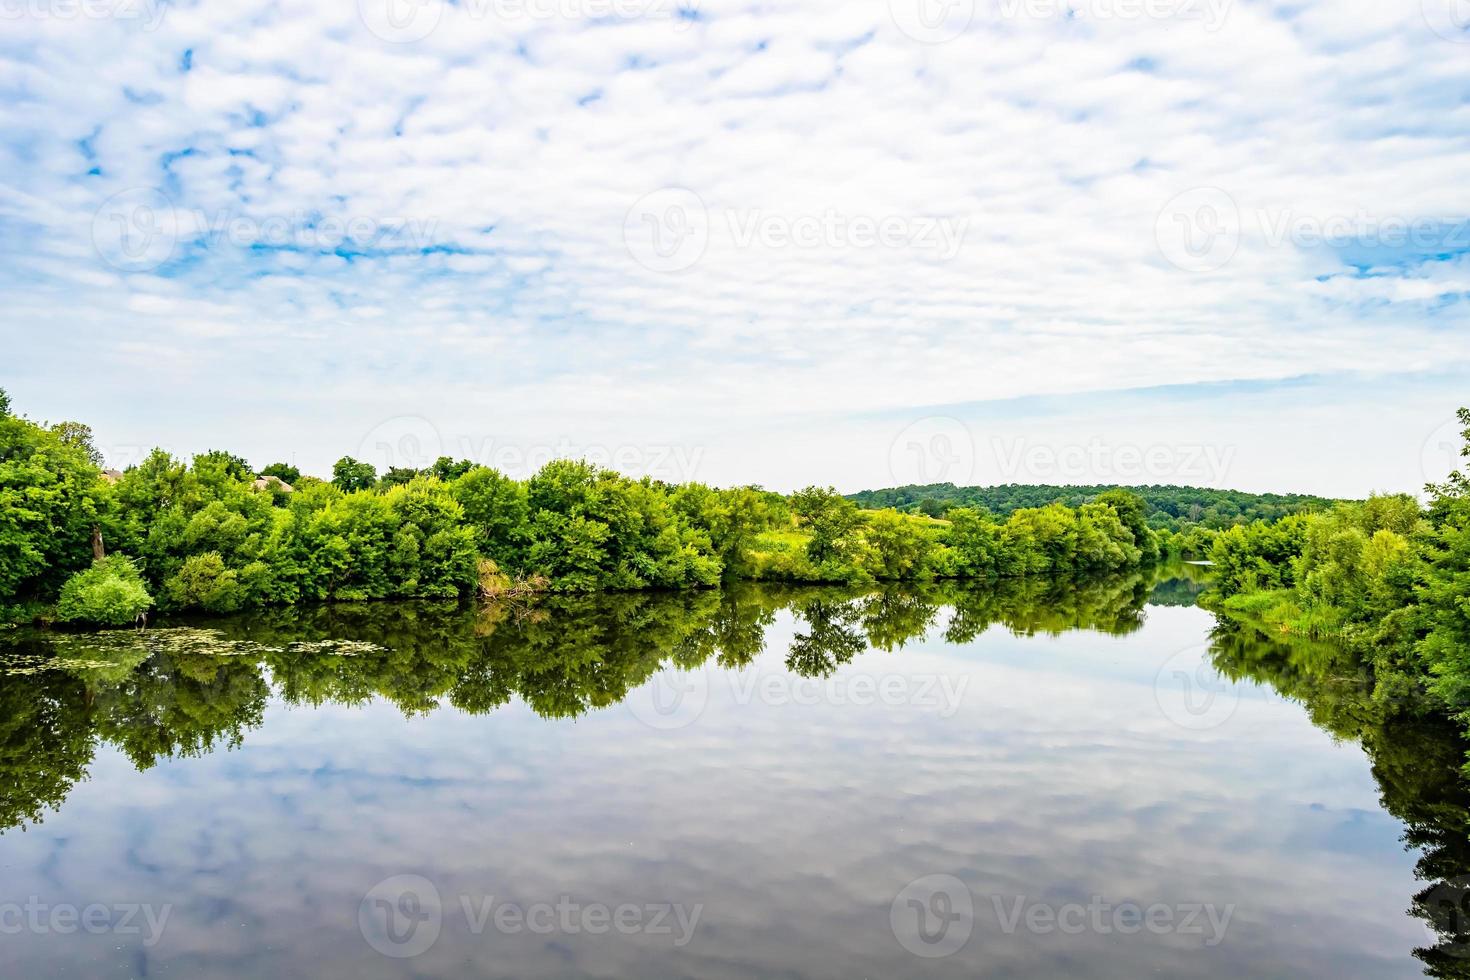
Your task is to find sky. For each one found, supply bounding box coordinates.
[1,0,1467,497]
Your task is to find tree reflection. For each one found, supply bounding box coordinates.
[0,572,1164,834]
[1206,618,1470,977]
[6,560,1469,980]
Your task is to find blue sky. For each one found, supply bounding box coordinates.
[1,0,1467,496]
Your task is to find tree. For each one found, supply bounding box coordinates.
[450,466,530,566]
[379,466,421,488]
[331,456,378,492]
[428,457,476,482]
[862,509,934,580]
[50,421,103,466]
[0,411,104,603]
[791,487,861,566]
[1096,489,1158,564]
[193,450,253,483]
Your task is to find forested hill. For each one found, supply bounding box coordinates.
[846,483,1340,532]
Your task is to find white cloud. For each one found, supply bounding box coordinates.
[0,0,1466,489]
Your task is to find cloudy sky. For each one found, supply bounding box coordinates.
[1,0,1467,496]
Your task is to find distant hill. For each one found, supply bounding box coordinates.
[845,483,1340,533]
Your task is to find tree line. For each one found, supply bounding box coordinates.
[0,391,1164,626]
[847,482,1338,534]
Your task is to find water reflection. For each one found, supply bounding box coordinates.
[0,566,1465,978]
[1207,619,1470,977]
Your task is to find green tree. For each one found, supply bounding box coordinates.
[331,456,378,492]
[0,408,105,603]
[50,421,103,466]
[450,466,530,566]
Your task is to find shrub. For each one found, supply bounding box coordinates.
[165,552,244,613]
[55,556,153,626]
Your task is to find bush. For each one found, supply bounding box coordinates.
[165,552,244,613]
[55,556,153,626]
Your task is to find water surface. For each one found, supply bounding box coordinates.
[1,570,1465,978]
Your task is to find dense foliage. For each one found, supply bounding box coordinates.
[56,556,153,626]
[847,482,1337,536]
[1203,407,1470,763]
[0,391,1163,624]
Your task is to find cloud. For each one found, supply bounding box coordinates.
[0,0,1466,489]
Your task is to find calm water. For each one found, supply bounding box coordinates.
[2,569,1467,978]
